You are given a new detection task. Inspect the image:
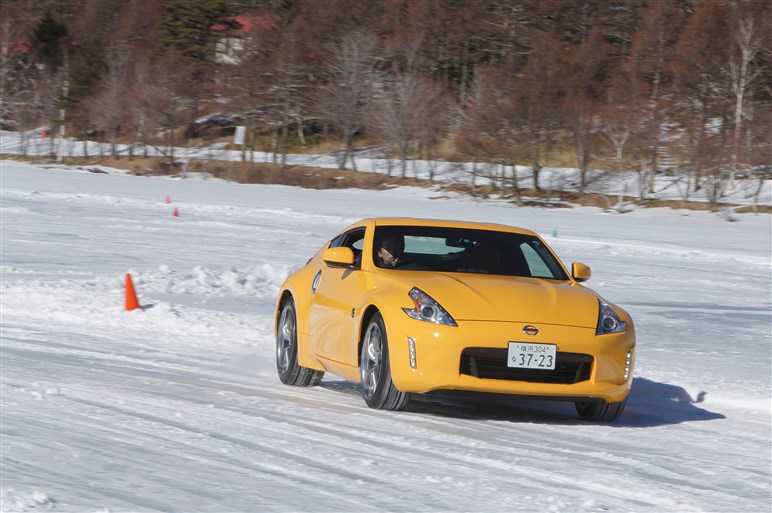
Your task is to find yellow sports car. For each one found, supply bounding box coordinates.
[275,218,635,421]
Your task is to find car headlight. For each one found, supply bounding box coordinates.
[402,287,457,327]
[596,298,626,334]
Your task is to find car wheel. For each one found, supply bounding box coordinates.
[276,298,324,387]
[359,312,409,411]
[575,397,627,421]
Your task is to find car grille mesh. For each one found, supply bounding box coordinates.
[460,348,593,384]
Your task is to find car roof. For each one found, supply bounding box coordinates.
[367,217,538,237]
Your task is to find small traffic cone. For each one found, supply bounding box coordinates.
[125,273,141,311]
[173,207,179,217]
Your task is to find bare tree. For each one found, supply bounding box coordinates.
[725,8,765,187]
[454,71,490,190]
[315,30,382,171]
[560,95,597,193]
[137,54,200,160]
[368,71,448,179]
[514,34,563,191]
[0,15,29,127]
[455,71,525,203]
[0,13,46,153]
[626,0,687,195]
[671,1,731,198]
[88,47,137,158]
[598,106,633,209]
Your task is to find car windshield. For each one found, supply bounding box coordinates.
[373,226,568,279]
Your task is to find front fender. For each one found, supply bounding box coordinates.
[355,280,419,385]
[356,274,413,338]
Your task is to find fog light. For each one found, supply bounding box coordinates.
[624,351,632,380]
[407,337,416,369]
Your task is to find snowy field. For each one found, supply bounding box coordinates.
[1,159,770,513]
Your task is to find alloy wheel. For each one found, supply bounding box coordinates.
[360,322,383,400]
[276,305,294,375]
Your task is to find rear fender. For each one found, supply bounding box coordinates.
[276,282,324,372]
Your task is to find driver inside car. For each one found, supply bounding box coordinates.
[376,235,405,268]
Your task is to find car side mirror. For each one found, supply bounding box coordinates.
[572,262,591,282]
[323,247,355,267]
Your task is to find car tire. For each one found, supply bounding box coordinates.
[575,397,627,421]
[276,298,324,387]
[359,312,409,411]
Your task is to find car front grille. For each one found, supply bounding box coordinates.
[460,348,593,384]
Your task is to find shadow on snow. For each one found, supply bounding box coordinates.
[319,376,725,427]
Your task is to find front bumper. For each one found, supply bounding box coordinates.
[383,312,635,404]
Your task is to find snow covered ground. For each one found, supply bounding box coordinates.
[1,159,770,513]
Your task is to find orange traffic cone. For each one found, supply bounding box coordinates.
[125,273,141,311]
[173,207,179,217]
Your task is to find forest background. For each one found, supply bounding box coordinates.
[1,0,770,208]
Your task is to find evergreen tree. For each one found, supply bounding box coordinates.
[32,10,68,68]
[68,37,107,103]
[158,0,239,65]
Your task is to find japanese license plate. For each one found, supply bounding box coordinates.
[507,342,556,370]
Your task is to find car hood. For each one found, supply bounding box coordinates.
[398,272,600,328]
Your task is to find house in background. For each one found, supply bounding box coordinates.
[212,16,276,65]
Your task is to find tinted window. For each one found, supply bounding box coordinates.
[373,226,568,279]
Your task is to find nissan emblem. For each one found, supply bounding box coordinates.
[522,325,539,336]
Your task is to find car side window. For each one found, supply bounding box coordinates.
[519,241,566,279]
[521,243,552,277]
[329,228,365,267]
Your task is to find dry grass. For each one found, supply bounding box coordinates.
[735,204,772,214]
[204,161,407,190]
[101,156,408,190]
